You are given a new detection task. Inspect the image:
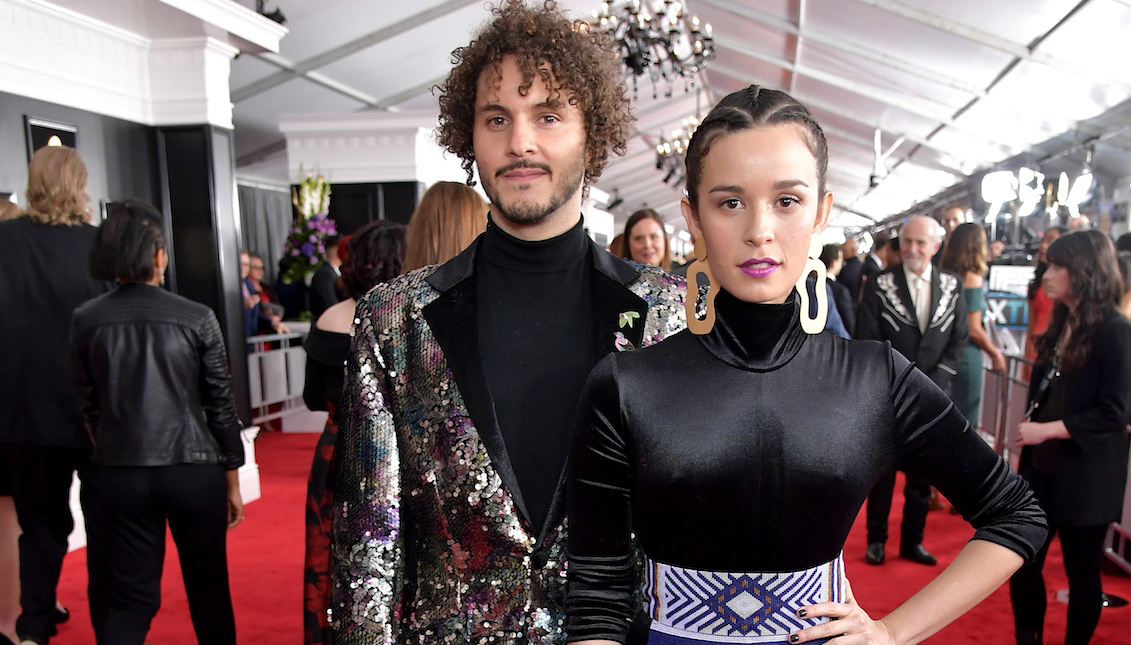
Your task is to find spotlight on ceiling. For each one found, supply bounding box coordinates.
[606,189,624,210]
[256,0,287,25]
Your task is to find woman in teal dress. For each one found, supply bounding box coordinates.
[941,222,1007,426]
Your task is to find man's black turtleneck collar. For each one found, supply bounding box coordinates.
[476,212,595,535]
[478,214,589,273]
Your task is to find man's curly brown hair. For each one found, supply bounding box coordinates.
[436,0,633,187]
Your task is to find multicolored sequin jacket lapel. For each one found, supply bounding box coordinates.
[331,238,686,644]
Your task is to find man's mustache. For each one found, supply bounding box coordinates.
[495,160,552,178]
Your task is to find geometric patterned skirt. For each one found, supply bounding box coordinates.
[643,554,846,644]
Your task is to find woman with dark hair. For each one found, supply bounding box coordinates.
[621,209,672,269]
[941,222,1007,427]
[1025,226,1067,377]
[1010,230,1131,645]
[302,220,406,645]
[566,86,1046,645]
[71,199,244,645]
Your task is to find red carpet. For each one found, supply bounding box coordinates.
[52,439,1131,643]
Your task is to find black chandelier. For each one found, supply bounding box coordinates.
[654,86,705,185]
[655,115,700,185]
[591,0,715,99]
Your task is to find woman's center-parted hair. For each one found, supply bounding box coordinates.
[684,86,829,213]
[435,0,633,187]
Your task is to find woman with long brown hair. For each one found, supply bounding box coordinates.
[940,222,1006,427]
[1011,230,1131,645]
[403,181,487,272]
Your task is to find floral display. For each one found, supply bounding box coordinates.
[280,166,336,284]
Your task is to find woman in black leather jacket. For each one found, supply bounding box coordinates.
[70,199,244,645]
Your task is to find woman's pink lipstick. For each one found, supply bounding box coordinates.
[739,258,779,278]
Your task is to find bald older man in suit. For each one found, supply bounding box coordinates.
[857,214,970,567]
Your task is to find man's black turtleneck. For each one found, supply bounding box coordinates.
[476,215,594,533]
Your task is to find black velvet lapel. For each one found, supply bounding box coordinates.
[423,239,531,525]
[591,242,648,358]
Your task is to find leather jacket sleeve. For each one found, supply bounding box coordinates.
[198,311,245,469]
[70,318,100,444]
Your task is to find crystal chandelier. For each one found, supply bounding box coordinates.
[591,0,715,99]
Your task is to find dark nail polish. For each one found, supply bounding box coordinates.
[790,635,800,643]
[797,608,808,618]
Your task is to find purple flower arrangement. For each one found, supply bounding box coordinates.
[280,212,338,283]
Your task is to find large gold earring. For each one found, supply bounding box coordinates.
[795,235,827,334]
[686,238,720,335]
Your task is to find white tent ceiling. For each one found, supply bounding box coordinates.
[230,0,1131,238]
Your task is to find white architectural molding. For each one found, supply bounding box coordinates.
[0,0,152,123]
[0,0,274,128]
[280,111,466,186]
[149,36,238,128]
[157,0,286,53]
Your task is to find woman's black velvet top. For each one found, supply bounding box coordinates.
[566,289,1048,642]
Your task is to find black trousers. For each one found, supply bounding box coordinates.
[865,468,931,547]
[1010,522,1108,645]
[5,444,91,642]
[95,464,235,645]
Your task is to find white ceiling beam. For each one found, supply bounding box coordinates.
[707,62,1022,165]
[708,63,929,147]
[713,34,957,124]
[363,74,449,111]
[232,0,478,102]
[700,0,985,98]
[234,77,440,169]
[790,0,805,96]
[616,176,683,205]
[853,0,1131,95]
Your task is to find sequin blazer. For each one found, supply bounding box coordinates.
[331,237,686,644]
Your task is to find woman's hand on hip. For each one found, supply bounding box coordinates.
[788,579,896,645]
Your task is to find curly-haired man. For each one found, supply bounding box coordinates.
[326,1,685,643]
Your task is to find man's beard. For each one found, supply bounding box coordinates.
[483,158,585,225]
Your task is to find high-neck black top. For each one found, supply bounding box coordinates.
[566,289,1048,642]
[477,215,594,534]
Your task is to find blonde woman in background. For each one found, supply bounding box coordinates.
[0,146,110,644]
[403,181,488,271]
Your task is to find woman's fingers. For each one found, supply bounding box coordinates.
[790,580,892,644]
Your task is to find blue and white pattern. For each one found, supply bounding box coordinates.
[644,555,845,643]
